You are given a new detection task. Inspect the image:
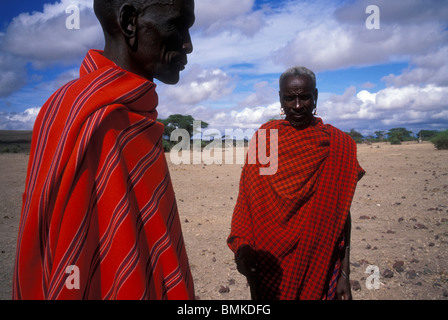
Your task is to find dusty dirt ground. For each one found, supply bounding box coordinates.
[1,141,447,300]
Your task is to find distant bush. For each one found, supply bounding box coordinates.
[430,130,448,150]
[1,145,23,153]
[162,139,174,152]
[389,137,402,145]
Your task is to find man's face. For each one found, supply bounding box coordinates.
[279,75,317,128]
[134,0,195,84]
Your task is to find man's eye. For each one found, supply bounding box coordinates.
[299,94,312,101]
[283,96,295,102]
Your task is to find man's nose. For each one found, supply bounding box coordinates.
[183,42,193,54]
[183,33,193,54]
[294,97,302,109]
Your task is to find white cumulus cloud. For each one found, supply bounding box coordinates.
[0,107,40,130]
[1,0,102,67]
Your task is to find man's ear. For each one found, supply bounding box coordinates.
[119,3,137,39]
[314,88,318,103]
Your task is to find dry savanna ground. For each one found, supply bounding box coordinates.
[1,131,447,300]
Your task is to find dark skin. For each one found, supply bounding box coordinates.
[237,74,352,300]
[100,0,195,84]
[237,220,352,300]
[279,74,317,129]
[337,214,352,300]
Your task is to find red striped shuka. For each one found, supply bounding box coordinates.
[228,118,364,300]
[12,50,194,300]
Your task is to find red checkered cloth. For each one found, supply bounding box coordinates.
[228,118,364,299]
[13,50,194,300]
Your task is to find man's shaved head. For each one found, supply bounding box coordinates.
[94,0,174,39]
[93,0,195,84]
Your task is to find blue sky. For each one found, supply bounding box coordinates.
[0,0,447,136]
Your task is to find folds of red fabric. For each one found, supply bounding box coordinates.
[13,50,194,300]
[228,118,364,299]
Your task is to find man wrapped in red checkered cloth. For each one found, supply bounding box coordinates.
[227,66,364,300]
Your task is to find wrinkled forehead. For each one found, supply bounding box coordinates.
[142,0,194,16]
[146,0,174,5]
[143,0,193,8]
[281,75,315,92]
[138,0,194,27]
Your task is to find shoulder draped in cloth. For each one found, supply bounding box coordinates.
[13,50,194,300]
[228,118,364,300]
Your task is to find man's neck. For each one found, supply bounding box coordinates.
[102,43,154,82]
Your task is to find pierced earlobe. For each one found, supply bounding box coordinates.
[124,21,138,50]
[119,3,138,50]
[128,36,136,48]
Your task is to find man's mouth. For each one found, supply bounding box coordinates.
[165,51,187,70]
[287,110,307,121]
[176,60,186,71]
[173,55,187,70]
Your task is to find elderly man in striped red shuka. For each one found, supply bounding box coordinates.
[228,66,365,300]
[13,0,195,300]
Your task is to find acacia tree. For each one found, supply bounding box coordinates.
[374,131,386,141]
[158,114,209,151]
[387,128,414,142]
[159,114,208,137]
[417,130,439,141]
[348,128,363,143]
